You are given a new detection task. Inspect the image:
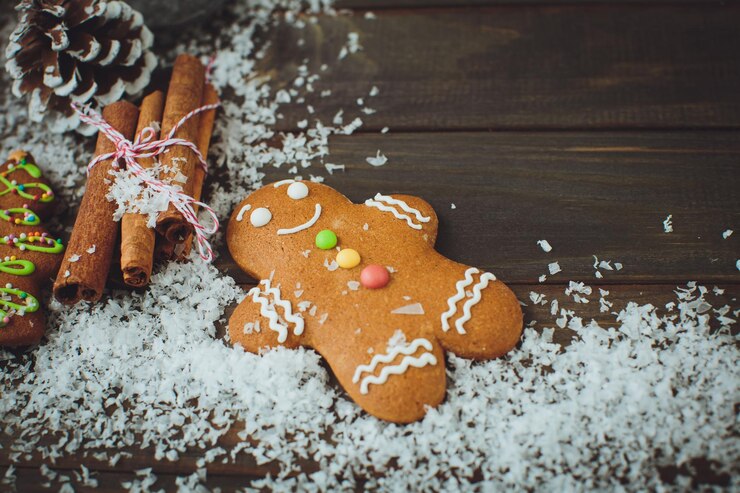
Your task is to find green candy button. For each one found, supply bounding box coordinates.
[315,229,338,250]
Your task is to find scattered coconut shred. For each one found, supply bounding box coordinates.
[0,2,739,492]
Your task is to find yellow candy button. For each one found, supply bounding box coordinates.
[336,248,361,269]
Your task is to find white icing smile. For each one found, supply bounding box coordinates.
[277,203,322,235]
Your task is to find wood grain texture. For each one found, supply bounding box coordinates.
[260,4,740,131]
[1,464,261,492]
[215,131,740,285]
[338,0,732,7]
[2,283,736,484]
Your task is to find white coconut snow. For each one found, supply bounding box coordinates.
[663,214,673,233]
[0,277,736,491]
[366,150,388,167]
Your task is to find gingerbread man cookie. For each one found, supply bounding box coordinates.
[227,181,522,423]
[0,151,64,347]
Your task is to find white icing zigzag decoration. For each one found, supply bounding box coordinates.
[353,338,437,395]
[376,194,431,223]
[260,278,305,336]
[441,267,479,332]
[441,268,497,335]
[248,279,304,343]
[364,193,431,230]
[248,287,288,343]
[455,272,496,334]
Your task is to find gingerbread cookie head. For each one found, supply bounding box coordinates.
[227,181,522,423]
[228,180,440,277]
[0,151,64,347]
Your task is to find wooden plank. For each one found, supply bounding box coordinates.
[262,4,740,131]
[338,0,731,7]
[2,464,258,492]
[2,283,736,481]
[2,452,733,492]
[3,4,739,131]
[214,131,740,285]
[0,420,297,478]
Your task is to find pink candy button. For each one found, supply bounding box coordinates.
[360,264,390,289]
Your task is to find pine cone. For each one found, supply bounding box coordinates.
[4,0,156,134]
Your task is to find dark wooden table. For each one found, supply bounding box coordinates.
[1,0,739,490]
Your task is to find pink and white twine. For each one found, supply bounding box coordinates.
[72,101,221,262]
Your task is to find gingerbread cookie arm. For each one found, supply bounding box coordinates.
[433,262,523,360]
[229,283,307,352]
[363,193,438,245]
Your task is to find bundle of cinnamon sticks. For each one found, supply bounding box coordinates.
[53,55,218,305]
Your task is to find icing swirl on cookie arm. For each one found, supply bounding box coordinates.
[455,272,496,334]
[260,279,304,336]
[375,194,431,223]
[440,267,479,332]
[440,269,497,335]
[247,278,304,343]
[249,287,289,343]
[364,194,430,230]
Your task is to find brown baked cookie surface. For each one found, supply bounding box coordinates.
[227,181,523,423]
[0,151,64,347]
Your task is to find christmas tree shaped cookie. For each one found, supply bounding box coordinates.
[0,151,64,346]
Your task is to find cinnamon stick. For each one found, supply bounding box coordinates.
[120,91,165,288]
[53,101,140,305]
[179,83,219,259]
[153,234,176,263]
[155,54,206,244]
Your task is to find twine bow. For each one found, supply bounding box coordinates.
[72,101,221,262]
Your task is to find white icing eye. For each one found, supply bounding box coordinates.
[250,207,272,227]
[287,181,309,200]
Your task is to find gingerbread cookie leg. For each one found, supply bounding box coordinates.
[321,327,447,424]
